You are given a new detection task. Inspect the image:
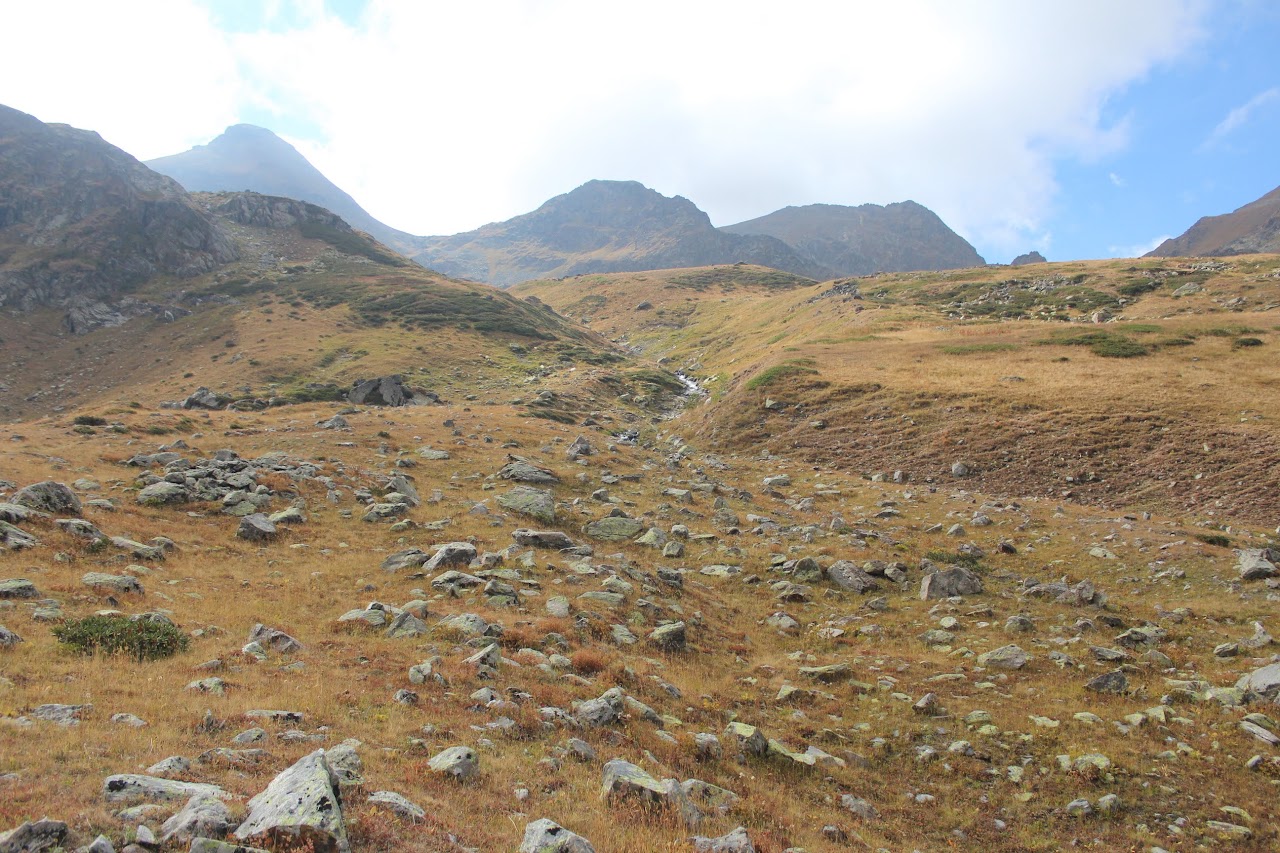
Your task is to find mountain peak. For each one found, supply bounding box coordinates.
[146,126,420,252]
[1147,184,1280,257]
[413,179,827,286]
[722,201,983,276]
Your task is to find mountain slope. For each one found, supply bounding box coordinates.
[412,180,833,286]
[0,104,238,320]
[1148,184,1280,256]
[721,201,985,275]
[147,124,423,254]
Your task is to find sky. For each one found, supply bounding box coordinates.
[3,0,1278,263]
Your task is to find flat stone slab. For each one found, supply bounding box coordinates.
[103,774,233,804]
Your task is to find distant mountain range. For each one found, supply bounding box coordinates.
[146,124,422,253]
[148,125,987,285]
[721,202,984,276]
[411,180,832,286]
[1147,185,1280,257]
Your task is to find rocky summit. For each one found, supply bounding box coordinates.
[2,108,1280,853]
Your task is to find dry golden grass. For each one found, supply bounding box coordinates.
[2,256,1280,851]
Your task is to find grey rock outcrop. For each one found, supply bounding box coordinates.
[160,794,236,844]
[103,774,232,804]
[233,749,348,853]
[0,818,68,852]
[13,481,81,515]
[920,566,983,599]
[518,818,596,853]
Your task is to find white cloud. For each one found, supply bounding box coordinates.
[1203,87,1280,149]
[0,0,1209,258]
[1109,172,1127,188]
[1107,235,1172,258]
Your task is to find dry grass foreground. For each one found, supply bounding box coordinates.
[2,394,1280,852]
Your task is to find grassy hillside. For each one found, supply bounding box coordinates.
[515,256,1280,523]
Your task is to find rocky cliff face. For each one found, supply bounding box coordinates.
[147,124,423,253]
[413,180,832,286]
[1147,185,1280,257]
[0,104,237,324]
[721,201,984,276]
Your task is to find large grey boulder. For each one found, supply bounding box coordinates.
[0,625,22,648]
[31,703,91,725]
[236,514,277,542]
[234,749,348,853]
[0,818,68,852]
[977,644,1030,670]
[184,387,229,410]
[693,827,756,853]
[137,482,190,506]
[160,794,236,844]
[1238,549,1278,581]
[380,548,429,572]
[518,818,596,852]
[827,560,880,593]
[427,746,478,782]
[348,375,414,407]
[1237,662,1280,700]
[248,624,302,654]
[0,579,38,599]
[600,759,666,802]
[497,487,556,524]
[920,566,983,599]
[189,840,270,853]
[584,516,644,541]
[497,459,560,484]
[103,774,232,804]
[512,529,576,549]
[13,481,81,515]
[648,621,687,652]
[422,542,478,571]
[81,572,143,594]
[365,791,424,822]
[0,522,39,550]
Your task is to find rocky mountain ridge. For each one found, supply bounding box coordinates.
[146,124,424,254]
[1148,184,1280,257]
[412,180,833,286]
[721,201,985,276]
[0,105,238,324]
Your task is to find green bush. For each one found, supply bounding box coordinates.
[1194,533,1232,548]
[924,550,983,569]
[745,360,820,391]
[1042,331,1149,358]
[72,415,108,426]
[939,342,1019,355]
[53,615,189,661]
[1234,337,1264,349]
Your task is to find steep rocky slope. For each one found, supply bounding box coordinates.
[721,201,985,275]
[147,124,424,254]
[413,180,832,286]
[0,104,238,325]
[1148,184,1280,257]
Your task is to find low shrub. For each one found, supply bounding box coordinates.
[72,415,107,426]
[53,615,189,661]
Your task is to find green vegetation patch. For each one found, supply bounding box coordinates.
[53,615,189,661]
[924,549,983,570]
[626,369,686,394]
[298,220,405,266]
[1040,330,1150,358]
[1194,533,1233,548]
[745,359,820,391]
[670,266,814,292]
[938,342,1019,355]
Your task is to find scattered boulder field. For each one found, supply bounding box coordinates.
[1,397,1279,852]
